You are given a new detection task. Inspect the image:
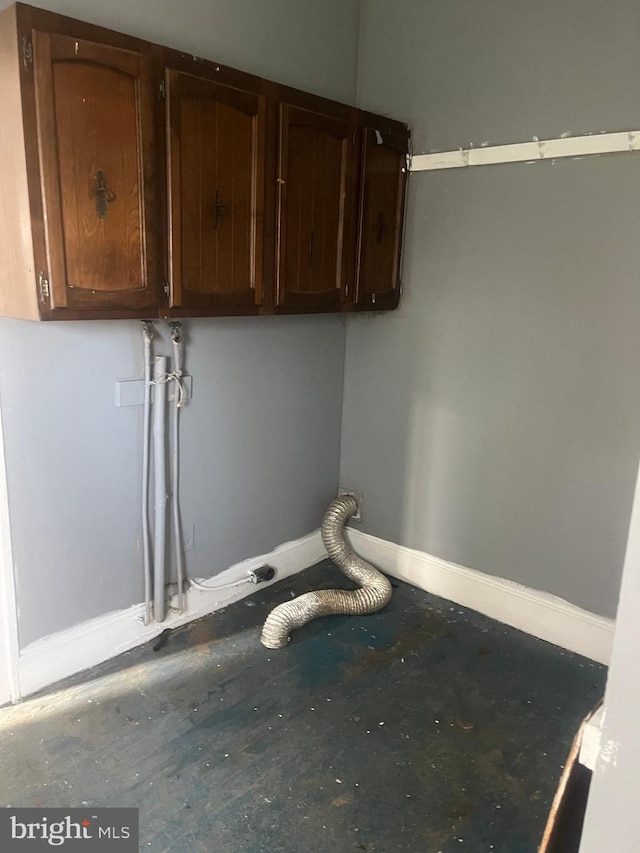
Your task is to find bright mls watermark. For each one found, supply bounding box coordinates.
[0,809,138,851]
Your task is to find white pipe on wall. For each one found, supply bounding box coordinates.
[141,322,154,626]
[152,355,168,623]
[169,323,185,614]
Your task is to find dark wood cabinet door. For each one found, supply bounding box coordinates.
[275,101,356,312]
[354,122,409,311]
[166,69,265,314]
[32,32,160,315]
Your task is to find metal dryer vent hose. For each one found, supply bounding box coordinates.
[260,495,392,648]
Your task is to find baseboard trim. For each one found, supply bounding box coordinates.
[347,528,614,665]
[17,529,324,700]
[15,526,614,700]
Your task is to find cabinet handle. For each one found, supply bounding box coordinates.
[375,212,389,245]
[94,170,116,220]
[214,189,228,230]
[308,231,315,266]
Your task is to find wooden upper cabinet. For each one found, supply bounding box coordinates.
[353,117,409,311]
[274,92,358,312]
[0,4,409,321]
[32,31,160,315]
[166,66,265,315]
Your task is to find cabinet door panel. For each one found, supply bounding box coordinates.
[167,70,264,313]
[276,104,354,311]
[33,32,159,313]
[354,127,408,311]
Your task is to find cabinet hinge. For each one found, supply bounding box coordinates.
[37,272,50,302]
[158,79,166,100]
[22,36,33,70]
[163,281,170,297]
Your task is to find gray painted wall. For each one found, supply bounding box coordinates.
[341,0,640,618]
[358,0,640,152]
[0,0,360,647]
[17,0,361,103]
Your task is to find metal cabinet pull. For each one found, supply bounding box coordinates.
[214,190,228,230]
[375,212,388,245]
[94,169,116,220]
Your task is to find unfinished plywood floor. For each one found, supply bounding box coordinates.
[0,561,605,852]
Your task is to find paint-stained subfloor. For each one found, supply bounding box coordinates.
[0,561,605,852]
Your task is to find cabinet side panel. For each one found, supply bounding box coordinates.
[0,6,39,321]
[356,135,407,308]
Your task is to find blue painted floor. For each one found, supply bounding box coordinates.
[0,561,605,851]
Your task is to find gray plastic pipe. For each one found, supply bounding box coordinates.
[153,355,168,623]
[141,322,154,626]
[169,323,185,614]
[261,495,392,648]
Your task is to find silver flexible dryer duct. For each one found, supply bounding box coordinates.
[260,495,392,648]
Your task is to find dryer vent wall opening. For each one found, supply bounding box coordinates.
[260,495,392,649]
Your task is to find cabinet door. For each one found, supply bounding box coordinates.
[275,102,356,312]
[166,70,265,314]
[353,125,408,311]
[32,32,160,315]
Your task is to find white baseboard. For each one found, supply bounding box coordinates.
[14,525,614,701]
[347,528,615,665]
[17,529,325,700]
